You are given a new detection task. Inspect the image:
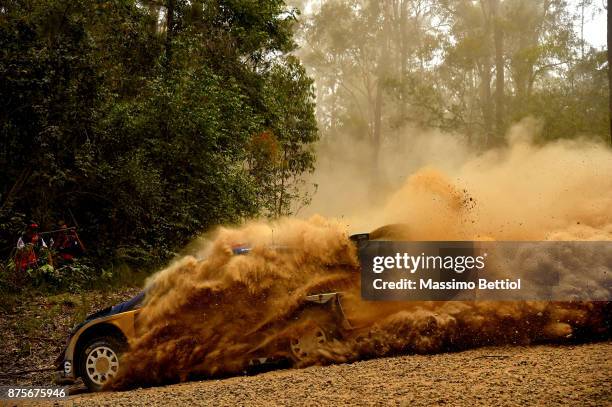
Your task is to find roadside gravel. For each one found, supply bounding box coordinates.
[64,341,611,406]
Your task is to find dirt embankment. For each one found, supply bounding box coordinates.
[66,342,611,406]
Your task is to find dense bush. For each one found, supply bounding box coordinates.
[0,0,318,276]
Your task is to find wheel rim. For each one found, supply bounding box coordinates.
[290,326,327,361]
[85,345,119,386]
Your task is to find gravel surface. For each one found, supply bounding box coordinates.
[62,341,611,407]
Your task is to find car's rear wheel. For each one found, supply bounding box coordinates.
[79,336,125,392]
[290,325,328,361]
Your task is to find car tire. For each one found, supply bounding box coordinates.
[79,336,126,392]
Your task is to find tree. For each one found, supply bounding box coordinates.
[0,0,318,270]
[491,0,505,140]
[301,0,442,174]
[606,3,612,146]
[299,0,606,149]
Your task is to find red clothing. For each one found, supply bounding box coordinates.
[15,233,46,271]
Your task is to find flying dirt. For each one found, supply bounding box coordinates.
[108,120,611,390]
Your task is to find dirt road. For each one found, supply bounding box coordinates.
[63,342,610,406]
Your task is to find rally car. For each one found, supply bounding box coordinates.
[53,233,375,391]
[53,289,349,391]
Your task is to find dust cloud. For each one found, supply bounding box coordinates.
[305,118,612,241]
[108,119,611,390]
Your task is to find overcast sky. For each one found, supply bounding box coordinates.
[572,0,607,49]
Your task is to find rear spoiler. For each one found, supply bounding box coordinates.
[349,233,369,242]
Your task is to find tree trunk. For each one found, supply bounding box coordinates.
[581,0,585,59]
[399,0,407,127]
[608,0,611,145]
[373,79,383,175]
[164,0,176,68]
[372,1,390,179]
[491,0,504,142]
[480,1,493,147]
[481,62,493,147]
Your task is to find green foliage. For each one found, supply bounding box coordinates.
[255,56,318,215]
[0,0,318,278]
[0,259,94,292]
[70,292,92,327]
[25,264,56,286]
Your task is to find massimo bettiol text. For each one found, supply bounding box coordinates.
[358,241,612,301]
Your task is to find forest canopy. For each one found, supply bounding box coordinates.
[0,0,317,270]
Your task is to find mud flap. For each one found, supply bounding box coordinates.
[304,292,353,330]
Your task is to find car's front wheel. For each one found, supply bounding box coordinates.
[79,336,125,391]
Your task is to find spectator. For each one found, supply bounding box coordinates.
[15,222,51,272]
[52,220,85,264]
